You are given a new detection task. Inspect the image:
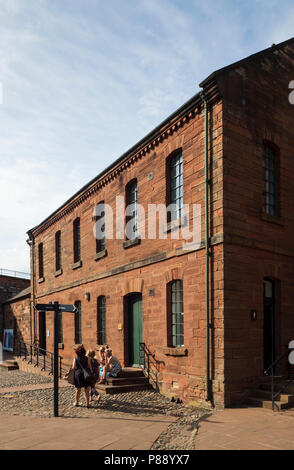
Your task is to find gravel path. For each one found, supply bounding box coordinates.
[0,369,205,450]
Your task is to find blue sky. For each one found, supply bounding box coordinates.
[0,0,293,272]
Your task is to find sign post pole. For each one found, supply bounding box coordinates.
[34,303,77,418]
[53,301,59,418]
[0,339,3,364]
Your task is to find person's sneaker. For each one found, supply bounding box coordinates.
[73,403,79,407]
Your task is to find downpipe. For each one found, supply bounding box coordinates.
[200,91,212,403]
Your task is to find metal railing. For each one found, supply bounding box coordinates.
[139,342,165,391]
[264,346,294,411]
[16,340,67,378]
[0,268,30,280]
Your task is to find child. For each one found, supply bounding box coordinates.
[86,349,101,402]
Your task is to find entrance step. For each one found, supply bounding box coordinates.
[96,367,151,395]
[0,360,19,371]
[246,379,294,410]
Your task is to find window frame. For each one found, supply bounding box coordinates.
[167,279,184,348]
[55,231,62,272]
[97,296,106,345]
[263,142,280,217]
[166,150,184,223]
[73,218,81,263]
[95,201,106,253]
[38,243,44,279]
[125,179,138,240]
[74,300,82,344]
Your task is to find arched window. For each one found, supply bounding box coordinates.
[73,218,81,263]
[167,280,184,347]
[168,151,183,222]
[97,296,106,345]
[125,179,138,240]
[74,300,82,344]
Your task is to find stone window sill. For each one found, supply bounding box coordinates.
[123,237,141,249]
[162,347,188,357]
[260,211,284,226]
[72,260,82,270]
[163,215,187,234]
[55,268,63,277]
[94,249,107,261]
[38,277,45,284]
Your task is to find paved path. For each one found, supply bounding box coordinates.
[195,407,294,450]
[0,412,176,450]
[0,380,70,394]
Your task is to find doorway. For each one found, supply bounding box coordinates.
[264,279,275,372]
[38,311,46,352]
[126,293,143,367]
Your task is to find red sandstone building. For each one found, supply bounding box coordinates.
[23,38,294,408]
[0,270,30,347]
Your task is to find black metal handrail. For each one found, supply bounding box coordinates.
[139,342,165,390]
[17,340,66,379]
[264,346,294,411]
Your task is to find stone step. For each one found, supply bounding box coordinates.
[0,361,19,371]
[106,376,149,386]
[246,397,291,410]
[118,368,145,378]
[96,382,152,395]
[252,388,294,403]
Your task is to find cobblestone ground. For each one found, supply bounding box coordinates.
[0,368,52,388]
[0,369,205,450]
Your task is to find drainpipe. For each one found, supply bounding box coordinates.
[26,231,35,344]
[200,91,212,403]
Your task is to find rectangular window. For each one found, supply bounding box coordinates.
[95,202,106,253]
[264,144,279,216]
[126,180,138,240]
[74,301,82,344]
[55,231,62,271]
[38,243,44,279]
[169,151,183,221]
[73,218,81,263]
[168,280,184,347]
[97,296,106,345]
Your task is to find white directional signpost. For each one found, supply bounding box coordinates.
[34,302,77,417]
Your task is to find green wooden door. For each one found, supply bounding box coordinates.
[128,294,143,367]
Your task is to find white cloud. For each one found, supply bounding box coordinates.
[0,0,293,272]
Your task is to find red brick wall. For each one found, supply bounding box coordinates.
[3,296,31,347]
[0,275,30,305]
[0,275,30,341]
[219,43,294,404]
[30,100,225,407]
